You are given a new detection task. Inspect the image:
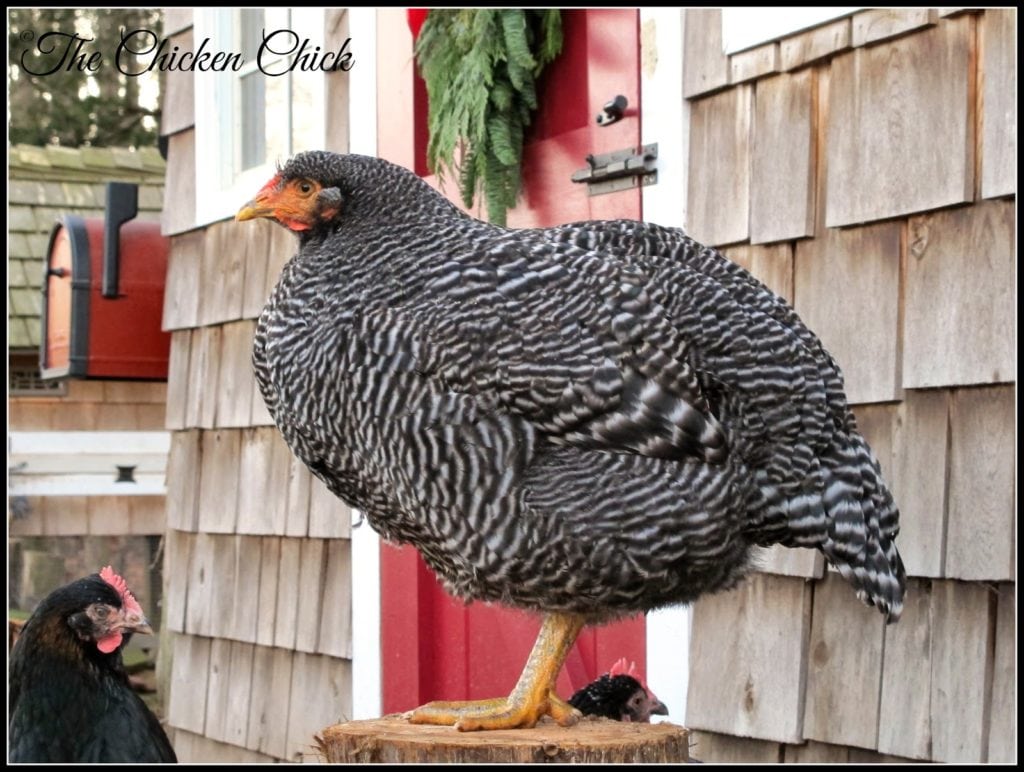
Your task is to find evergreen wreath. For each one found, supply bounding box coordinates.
[414,9,563,226]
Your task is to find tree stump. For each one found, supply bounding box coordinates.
[317,715,689,763]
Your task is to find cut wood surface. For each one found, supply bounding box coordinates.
[317,716,689,764]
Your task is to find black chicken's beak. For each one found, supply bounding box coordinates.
[121,608,154,636]
[650,698,669,716]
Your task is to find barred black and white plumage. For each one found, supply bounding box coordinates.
[248,151,906,623]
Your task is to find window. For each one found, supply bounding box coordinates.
[721,8,859,54]
[193,8,327,224]
[9,352,67,397]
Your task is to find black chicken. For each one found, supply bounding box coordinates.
[237,151,905,731]
[8,567,177,762]
[569,658,668,723]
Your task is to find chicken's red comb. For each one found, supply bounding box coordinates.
[609,658,651,692]
[100,566,143,616]
[609,657,639,679]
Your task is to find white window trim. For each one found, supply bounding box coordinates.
[640,8,691,724]
[193,8,327,226]
[722,7,861,54]
[346,7,381,722]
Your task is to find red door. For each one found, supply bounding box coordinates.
[376,8,646,714]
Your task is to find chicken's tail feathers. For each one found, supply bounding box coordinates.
[753,433,906,622]
[818,434,906,621]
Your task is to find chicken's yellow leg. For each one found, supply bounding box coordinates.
[408,612,587,731]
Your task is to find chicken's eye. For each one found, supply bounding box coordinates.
[298,181,314,195]
[94,605,109,619]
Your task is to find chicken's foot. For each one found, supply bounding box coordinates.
[408,611,587,731]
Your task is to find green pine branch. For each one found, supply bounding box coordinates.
[415,9,562,226]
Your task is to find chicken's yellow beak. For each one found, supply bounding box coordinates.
[237,172,283,221]
[235,197,275,222]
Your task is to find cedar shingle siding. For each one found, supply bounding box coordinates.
[158,9,356,762]
[683,9,1015,763]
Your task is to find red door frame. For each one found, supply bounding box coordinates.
[376,8,647,714]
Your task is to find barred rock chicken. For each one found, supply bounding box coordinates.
[8,567,177,762]
[569,658,668,723]
[238,151,906,731]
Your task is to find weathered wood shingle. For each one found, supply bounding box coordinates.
[980,9,1016,199]
[877,579,933,760]
[160,29,196,136]
[683,10,1014,764]
[159,10,355,764]
[945,385,1015,581]
[903,200,1016,389]
[687,574,811,742]
[929,581,993,762]
[826,17,973,226]
[683,10,729,98]
[850,8,937,47]
[890,389,949,578]
[780,17,852,71]
[750,71,815,245]
[247,644,294,759]
[730,43,780,85]
[793,221,901,404]
[802,573,885,750]
[687,85,752,246]
[988,583,1016,762]
[167,634,211,734]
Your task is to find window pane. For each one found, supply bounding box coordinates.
[240,72,266,170]
[264,73,289,164]
[239,8,265,61]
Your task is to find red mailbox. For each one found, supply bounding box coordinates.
[41,183,171,380]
